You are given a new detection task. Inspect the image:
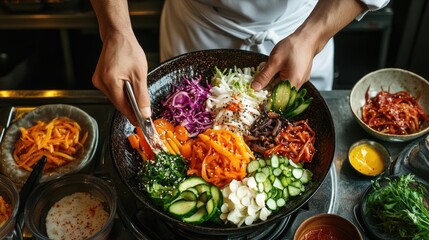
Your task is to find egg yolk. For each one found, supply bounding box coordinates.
[349,143,385,176]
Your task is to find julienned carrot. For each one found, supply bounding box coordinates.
[128,134,140,149]
[129,127,155,161]
[13,117,87,171]
[188,129,254,188]
[129,120,193,161]
[166,131,192,158]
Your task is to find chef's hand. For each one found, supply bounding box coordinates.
[251,34,317,91]
[251,0,366,92]
[92,31,151,125]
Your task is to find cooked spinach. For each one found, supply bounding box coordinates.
[137,151,188,203]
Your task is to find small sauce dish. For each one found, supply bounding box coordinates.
[348,139,391,177]
[294,213,363,240]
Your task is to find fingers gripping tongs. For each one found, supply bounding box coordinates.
[124,80,167,154]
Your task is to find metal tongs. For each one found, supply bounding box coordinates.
[16,156,47,235]
[124,80,167,154]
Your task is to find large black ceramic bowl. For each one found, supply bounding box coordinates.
[110,49,335,237]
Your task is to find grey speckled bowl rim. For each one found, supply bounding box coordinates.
[350,68,429,142]
[0,104,99,188]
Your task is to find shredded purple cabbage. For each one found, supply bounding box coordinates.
[161,75,213,137]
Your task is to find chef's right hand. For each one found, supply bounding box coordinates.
[252,33,316,92]
[92,31,151,125]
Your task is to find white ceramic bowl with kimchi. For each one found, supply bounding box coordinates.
[350,68,429,142]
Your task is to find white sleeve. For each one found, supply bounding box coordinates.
[356,0,390,20]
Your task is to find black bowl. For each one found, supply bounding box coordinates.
[356,175,429,240]
[110,49,335,236]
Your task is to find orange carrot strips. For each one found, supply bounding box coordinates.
[13,117,88,171]
[188,129,254,188]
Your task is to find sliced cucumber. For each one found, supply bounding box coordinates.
[247,160,260,174]
[284,97,313,118]
[183,206,207,223]
[300,169,313,184]
[187,187,199,196]
[266,80,313,118]
[205,198,217,219]
[181,190,198,201]
[270,81,288,112]
[197,201,205,208]
[210,185,222,208]
[276,198,286,208]
[272,177,284,190]
[284,96,303,113]
[178,176,206,192]
[266,198,277,211]
[168,200,198,217]
[283,188,289,201]
[195,184,211,195]
[263,180,273,193]
[288,185,301,197]
[255,172,267,183]
[285,86,297,109]
[289,159,303,169]
[292,168,304,179]
[246,155,313,212]
[198,191,211,203]
[167,177,222,223]
[270,155,279,168]
[273,168,282,177]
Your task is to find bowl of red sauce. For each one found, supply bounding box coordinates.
[293,213,363,240]
[350,68,429,142]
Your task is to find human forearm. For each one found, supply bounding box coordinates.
[90,0,134,41]
[90,0,151,121]
[292,0,366,56]
[251,0,368,91]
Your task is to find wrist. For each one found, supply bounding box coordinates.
[290,26,326,57]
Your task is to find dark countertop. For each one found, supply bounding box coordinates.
[0,89,418,239]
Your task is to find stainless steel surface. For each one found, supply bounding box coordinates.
[124,80,167,154]
[0,89,416,239]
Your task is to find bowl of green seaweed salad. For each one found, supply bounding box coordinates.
[358,174,429,239]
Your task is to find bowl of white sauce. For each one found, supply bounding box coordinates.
[24,174,117,240]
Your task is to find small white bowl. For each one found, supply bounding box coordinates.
[350,68,429,142]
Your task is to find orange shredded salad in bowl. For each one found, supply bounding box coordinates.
[0,104,98,188]
[13,117,88,171]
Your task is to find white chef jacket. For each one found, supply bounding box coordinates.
[159,0,389,90]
